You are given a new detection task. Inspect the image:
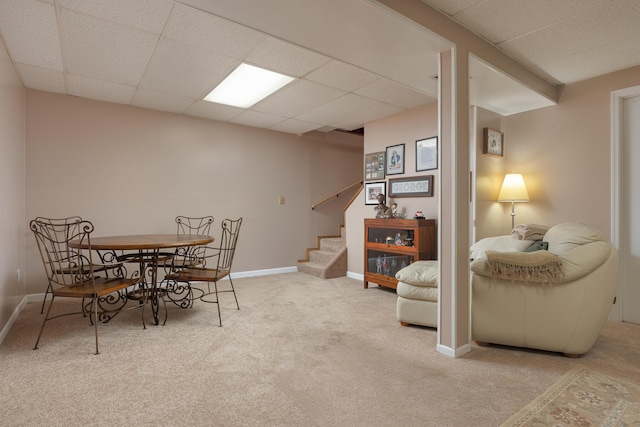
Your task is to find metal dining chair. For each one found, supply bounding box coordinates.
[164,218,242,326]
[30,218,143,354]
[34,216,122,314]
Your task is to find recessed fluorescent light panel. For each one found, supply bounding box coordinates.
[204,63,295,108]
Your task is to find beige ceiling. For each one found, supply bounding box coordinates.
[0,0,638,135]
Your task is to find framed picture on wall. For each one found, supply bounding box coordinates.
[364,181,386,205]
[416,136,438,171]
[364,151,385,181]
[385,143,405,175]
[482,128,504,157]
[388,175,434,198]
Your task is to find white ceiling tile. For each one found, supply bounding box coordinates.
[0,0,62,70]
[499,1,640,66]
[131,88,195,113]
[231,110,286,128]
[140,38,239,98]
[59,0,174,34]
[335,104,405,131]
[305,60,379,92]
[15,63,64,92]
[355,79,434,109]
[533,34,640,84]
[252,79,345,118]
[245,36,330,77]
[60,8,159,85]
[184,100,243,121]
[67,74,135,105]
[270,118,321,135]
[296,94,387,126]
[453,0,608,43]
[163,3,265,58]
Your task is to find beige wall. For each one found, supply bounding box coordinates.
[0,42,26,330]
[478,64,640,239]
[23,90,362,296]
[346,102,438,276]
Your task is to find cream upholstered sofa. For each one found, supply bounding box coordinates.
[396,260,438,328]
[470,222,618,356]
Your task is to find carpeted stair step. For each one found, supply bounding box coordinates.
[297,233,347,279]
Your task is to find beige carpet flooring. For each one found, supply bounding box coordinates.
[1,272,639,427]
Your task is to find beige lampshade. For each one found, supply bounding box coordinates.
[498,173,529,202]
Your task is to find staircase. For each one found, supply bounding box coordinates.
[297,226,347,279]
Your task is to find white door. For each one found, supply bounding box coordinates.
[622,94,640,323]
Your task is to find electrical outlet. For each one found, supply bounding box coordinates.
[279,195,285,205]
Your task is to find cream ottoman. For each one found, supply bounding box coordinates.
[395,260,438,328]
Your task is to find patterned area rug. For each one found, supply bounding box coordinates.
[503,366,640,426]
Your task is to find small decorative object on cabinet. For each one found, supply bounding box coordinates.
[364,218,437,289]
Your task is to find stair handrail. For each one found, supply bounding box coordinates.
[311,179,363,210]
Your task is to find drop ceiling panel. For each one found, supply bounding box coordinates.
[67,74,135,105]
[184,100,243,122]
[15,63,64,93]
[60,8,159,85]
[230,110,287,128]
[131,88,195,113]
[452,0,608,43]
[0,0,62,70]
[270,118,322,135]
[244,36,330,77]
[139,38,238,98]
[59,0,174,34]
[252,79,345,118]
[305,60,379,92]
[498,1,640,69]
[296,93,389,126]
[355,79,435,109]
[163,3,265,58]
[531,33,640,84]
[334,103,405,131]
[7,0,640,135]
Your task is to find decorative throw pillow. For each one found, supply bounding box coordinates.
[524,240,548,252]
[511,223,550,241]
[395,261,438,287]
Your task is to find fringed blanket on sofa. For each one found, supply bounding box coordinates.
[485,250,565,285]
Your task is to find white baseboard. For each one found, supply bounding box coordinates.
[347,271,364,281]
[436,343,472,358]
[0,294,45,346]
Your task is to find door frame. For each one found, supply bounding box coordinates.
[610,84,640,321]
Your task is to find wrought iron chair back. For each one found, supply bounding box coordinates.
[164,217,242,326]
[30,218,139,354]
[174,216,214,265]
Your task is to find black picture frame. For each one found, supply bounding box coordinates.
[364,181,386,205]
[385,143,405,175]
[416,136,438,171]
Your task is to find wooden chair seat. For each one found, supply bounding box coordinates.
[167,267,229,283]
[52,276,136,299]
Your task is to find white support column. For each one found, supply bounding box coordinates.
[437,48,472,358]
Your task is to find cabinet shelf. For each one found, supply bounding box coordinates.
[364,218,437,289]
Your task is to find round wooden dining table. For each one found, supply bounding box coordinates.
[70,234,214,325]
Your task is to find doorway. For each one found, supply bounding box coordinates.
[612,85,640,323]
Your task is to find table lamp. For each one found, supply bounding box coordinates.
[498,173,529,229]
